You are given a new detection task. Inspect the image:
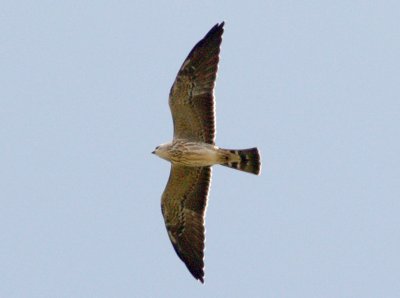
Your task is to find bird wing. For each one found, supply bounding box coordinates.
[161,165,212,283]
[168,22,224,144]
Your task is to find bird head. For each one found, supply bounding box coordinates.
[152,143,171,161]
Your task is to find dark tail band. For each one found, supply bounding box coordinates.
[222,147,261,175]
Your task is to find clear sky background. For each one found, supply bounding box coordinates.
[1,1,399,297]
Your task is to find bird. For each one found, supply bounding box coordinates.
[152,22,261,283]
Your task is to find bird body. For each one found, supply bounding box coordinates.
[154,139,260,174]
[154,140,220,166]
[153,22,261,283]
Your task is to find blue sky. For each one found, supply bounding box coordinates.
[1,1,399,297]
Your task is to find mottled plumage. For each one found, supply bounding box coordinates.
[153,22,261,283]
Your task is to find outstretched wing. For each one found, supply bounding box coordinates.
[161,165,212,283]
[169,22,224,144]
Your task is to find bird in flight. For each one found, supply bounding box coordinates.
[153,22,261,283]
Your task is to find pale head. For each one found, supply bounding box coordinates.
[152,142,172,161]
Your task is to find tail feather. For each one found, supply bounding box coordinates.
[221,147,261,175]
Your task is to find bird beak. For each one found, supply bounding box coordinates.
[151,151,155,154]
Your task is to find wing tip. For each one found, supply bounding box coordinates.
[202,22,224,42]
[192,268,205,284]
[216,21,225,29]
[211,21,225,35]
[186,258,205,284]
[198,276,205,284]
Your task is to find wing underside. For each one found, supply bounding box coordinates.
[168,22,224,144]
[161,165,212,283]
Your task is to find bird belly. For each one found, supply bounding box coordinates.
[170,141,220,167]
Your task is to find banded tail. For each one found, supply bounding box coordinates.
[221,147,261,175]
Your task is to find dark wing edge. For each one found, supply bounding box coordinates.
[169,22,225,144]
[161,165,212,283]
